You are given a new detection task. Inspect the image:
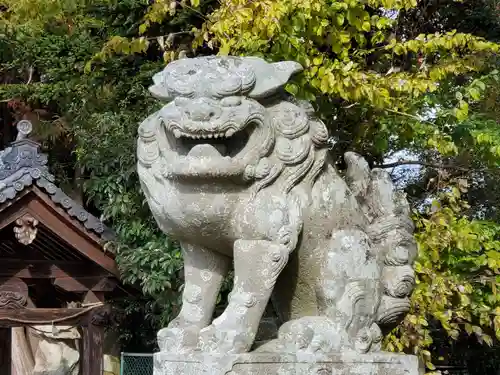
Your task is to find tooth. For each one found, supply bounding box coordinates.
[225,129,235,137]
[173,129,182,138]
[208,134,213,138]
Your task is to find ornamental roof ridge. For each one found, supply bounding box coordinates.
[0,120,114,241]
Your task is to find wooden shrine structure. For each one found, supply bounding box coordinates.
[0,120,129,375]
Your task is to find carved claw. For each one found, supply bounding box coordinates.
[197,324,249,354]
[158,322,200,353]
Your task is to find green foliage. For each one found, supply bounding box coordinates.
[385,184,500,370]
[0,0,184,349]
[0,0,499,370]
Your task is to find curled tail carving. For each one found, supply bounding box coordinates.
[317,153,417,352]
[344,154,417,336]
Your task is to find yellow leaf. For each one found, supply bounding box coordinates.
[84,61,92,74]
[336,13,344,25]
[469,87,481,100]
[313,55,324,65]
[483,334,493,346]
[339,31,351,43]
[219,41,231,56]
[285,83,298,96]
[139,22,148,35]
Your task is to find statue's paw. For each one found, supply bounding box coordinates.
[262,317,349,355]
[277,320,315,350]
[198,324,250,354]
[157,324,200,353]
[353,323,383,353]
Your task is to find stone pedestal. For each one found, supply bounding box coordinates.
[154,352,424,375]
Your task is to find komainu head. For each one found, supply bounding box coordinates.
[137,56,326,181]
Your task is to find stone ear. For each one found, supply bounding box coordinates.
[148,71,174,102]
[246,58,303,99]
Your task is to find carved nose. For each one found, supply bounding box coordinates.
[185,102,219,122]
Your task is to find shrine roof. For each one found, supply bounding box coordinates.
[0,120,124,279]
[0,120,114,241]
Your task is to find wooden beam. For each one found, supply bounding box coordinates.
[0,328,11,375]
[0,191,33,232]
[0,307,105,327]
[53,277,117,293]
[31,186,110,251]
[0,260,111,279]
[25,199,119,276]
[84,291,105,304]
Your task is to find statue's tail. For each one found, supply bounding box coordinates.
[343,152,417,341]
[368,208,417,333]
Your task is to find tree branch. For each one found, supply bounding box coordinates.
[378,160,471,171]
[385,108,437,126]
[378,160,499,174]
[26,66,34,85]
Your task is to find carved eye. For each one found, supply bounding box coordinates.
[220,96,242,107]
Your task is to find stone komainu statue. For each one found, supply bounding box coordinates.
[137,56,416,355]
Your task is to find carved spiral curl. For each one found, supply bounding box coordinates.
[0,291,27,309]
[382,265,415,298]
[385,246,410,266]
[275,136,311,165]
[376,295,411,326]
[272,102,310,139]
[153,56,257,100]
[309,119,329,146]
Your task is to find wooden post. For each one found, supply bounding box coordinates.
[0,277,28,375]
[0,328,11,375]
[81,323,104,375]
[81,290,105,375]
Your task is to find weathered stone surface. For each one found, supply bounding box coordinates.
[137,55,420,374]
[154,352,423,375]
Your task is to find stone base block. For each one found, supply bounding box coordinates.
[154,352,424,375]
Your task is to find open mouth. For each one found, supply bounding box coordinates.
[166,124,253,159]
[139,100,273,179]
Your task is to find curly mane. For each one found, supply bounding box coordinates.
[252,96,330,196]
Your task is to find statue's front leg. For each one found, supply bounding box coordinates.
[198,239,290,353]
[158,242,230,352]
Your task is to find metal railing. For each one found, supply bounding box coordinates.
[120,352,154,375]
